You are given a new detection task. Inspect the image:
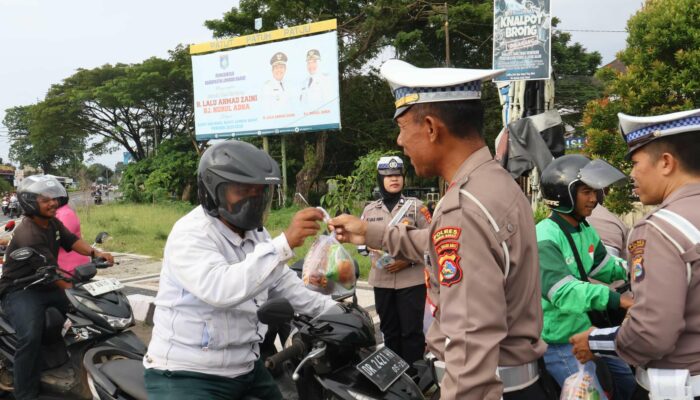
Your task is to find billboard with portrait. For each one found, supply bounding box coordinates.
[493,0,552,81]
[191,25,340,140]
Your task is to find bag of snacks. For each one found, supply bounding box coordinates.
[560,361,606,400]
[302,234,356,296]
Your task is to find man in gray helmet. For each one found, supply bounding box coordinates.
[144,140,336,400]
[0,175,114,400]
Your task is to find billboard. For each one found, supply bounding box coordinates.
[191,24,340,140]
[493,0,552,81]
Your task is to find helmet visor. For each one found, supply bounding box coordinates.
[21,176,67,199]
[579,159,627,190]
[216,182,274,231]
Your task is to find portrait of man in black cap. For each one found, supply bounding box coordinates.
[262,51,293,113]
[299,48,333,111]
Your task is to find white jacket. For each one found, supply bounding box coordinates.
[144,206,335,378]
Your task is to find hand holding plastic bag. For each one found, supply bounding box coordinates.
[560,361,606,400]
[302,208,356,296]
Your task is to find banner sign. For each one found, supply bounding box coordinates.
[191,22,340,140]
[493,0,552,81]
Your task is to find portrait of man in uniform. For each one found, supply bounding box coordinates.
[262,51,293,114]
[299,49,333,112]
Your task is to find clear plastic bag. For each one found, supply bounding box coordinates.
[560,361,606,400]
[302,234,356,296]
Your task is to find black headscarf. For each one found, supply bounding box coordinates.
[377,174,402,211]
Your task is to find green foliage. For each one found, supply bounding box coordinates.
[320,149,400,215]
[120,135,198,203]
[0,179,13,194]
[581,0,700,212]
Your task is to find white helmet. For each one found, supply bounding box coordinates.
[377,156,404,176]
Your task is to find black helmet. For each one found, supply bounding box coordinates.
[18,175,67,217]
[198,140,281,231]
[541,155,626,214]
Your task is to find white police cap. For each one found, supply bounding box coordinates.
[619,108,700,154]
[377,156,404,175]
[380,59,505,119]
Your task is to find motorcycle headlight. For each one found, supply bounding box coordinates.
[74,295,102,313]
[97,312,133,329]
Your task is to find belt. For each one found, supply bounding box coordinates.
[428,356,538,393]
[636,367,700,397]
[499,361,539,393]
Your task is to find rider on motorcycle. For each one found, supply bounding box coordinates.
[0,175,114,400]
[143,141,336,400]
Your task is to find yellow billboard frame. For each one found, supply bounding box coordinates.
[190,19,337,55]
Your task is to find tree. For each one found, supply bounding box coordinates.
[550,18,603,131]
[4,100,87,173]
[583,0,700,212]
[47,45,197,162]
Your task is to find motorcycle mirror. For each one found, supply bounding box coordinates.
[10,247,35,261]
[94,232,110,244]
[74,264,97,282]
[257,298,294,325]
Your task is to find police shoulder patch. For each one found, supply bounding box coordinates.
[632,255,645,283]
[628,239,646,257]
[419,206,432,224]
[438,250,462,287]
[432,227,461,245]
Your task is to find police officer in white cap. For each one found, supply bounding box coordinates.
[359,155,432,370]
[330,60,552,399]
[571,108,700,399]
[262,51,293,113]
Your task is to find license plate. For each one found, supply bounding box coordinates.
[82,278,124,296]
[356,346,409,392]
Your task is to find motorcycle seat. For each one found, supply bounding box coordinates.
[99,359,148,400]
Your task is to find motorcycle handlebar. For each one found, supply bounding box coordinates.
[13,271,48,286]
[264,338,305,371]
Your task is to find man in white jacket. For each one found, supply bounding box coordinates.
[144,140,336,400]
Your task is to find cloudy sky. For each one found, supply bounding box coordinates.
[0,0,643,169]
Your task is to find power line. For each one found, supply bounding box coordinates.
[559,29,626,33]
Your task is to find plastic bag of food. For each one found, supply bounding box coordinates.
[302,234,356,296]
[560,361,606,400]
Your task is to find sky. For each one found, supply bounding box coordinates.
[0,0,643,170]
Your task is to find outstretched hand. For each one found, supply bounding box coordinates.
[284,208,324,249]
[328,214,368,245]
[569,327,596,363]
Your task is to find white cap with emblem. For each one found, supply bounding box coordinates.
[380,59,505,119]
[377,156,404,175]
[618,108,700,154]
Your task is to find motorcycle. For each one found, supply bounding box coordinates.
[93,191,103,205]
[259,297,425,400]
[0,244,145,399]
[8,200,20,218]
[1,200,8,216]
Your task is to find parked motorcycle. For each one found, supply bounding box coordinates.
[0,245,145,399]
[260,297,425,400]
[93,191,103,205]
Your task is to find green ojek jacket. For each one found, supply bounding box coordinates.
[537,212,628,344]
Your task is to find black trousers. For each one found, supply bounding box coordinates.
[374,284,426,367]
[2,288,69,400]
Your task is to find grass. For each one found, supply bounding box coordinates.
[77,202,372,279]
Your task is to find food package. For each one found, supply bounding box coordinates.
[369,248,395,270]
[302,234,356,295]
[560,361,606,400]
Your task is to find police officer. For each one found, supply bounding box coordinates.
[570,108,700,399]
[330,59,549,399]
[262,51,293,112]
[359,155,431,368]
[299,49,333,111]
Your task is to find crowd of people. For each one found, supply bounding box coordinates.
[1,58,699,400]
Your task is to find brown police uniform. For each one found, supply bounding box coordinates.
[616,183,700,374]
[360,196,431,289]
[588,204,629,259]
[365,147,547,400]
